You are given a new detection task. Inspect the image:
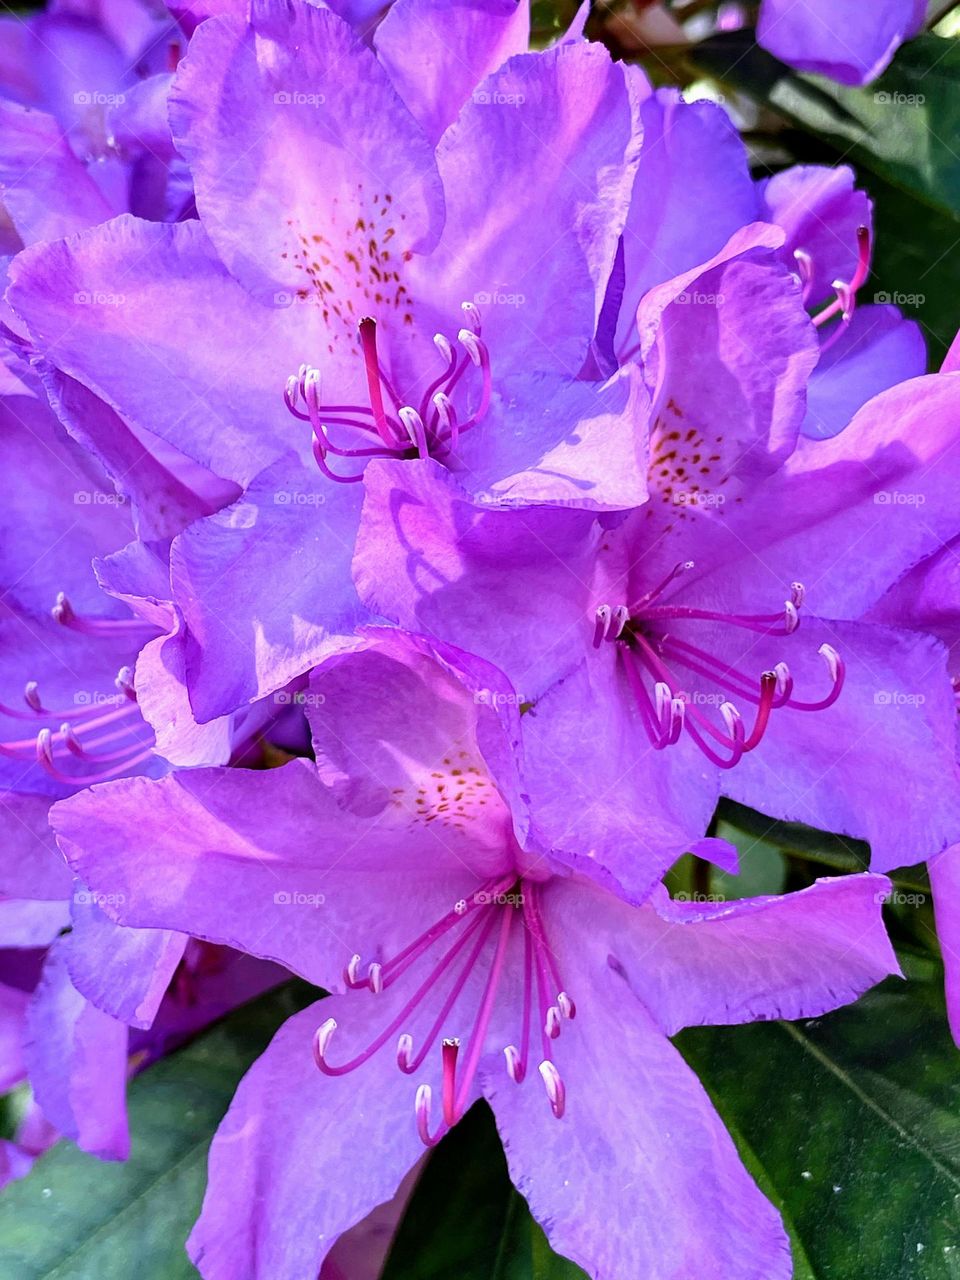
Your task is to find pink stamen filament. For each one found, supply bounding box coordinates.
[0,700,145,759]
[317,910,498,1079]
[810,225,871,345]
[51,593,159,640]
[36,733,155,785]
[398,915,497,1074]
[286,304,493,482]
[314,875,572,1146]
[595,571,843,765]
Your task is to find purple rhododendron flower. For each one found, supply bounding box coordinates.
[0,0,193,242]
[354,348,960,892]
[6,0,659,724]
[757,0,925,85]
[50,628,898,1280]
[0,338,293,1158]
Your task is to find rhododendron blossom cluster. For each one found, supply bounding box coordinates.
[0,1,956,1278]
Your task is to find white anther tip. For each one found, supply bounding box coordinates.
[457,328,482,364]
[345,954,362,985]
[545,1006,561,1040]
[818,643,842,679]
[538,1060,566,1118]
[368,961,383,994]
[397,1033,414,1070]
[36,727,54,766]
[720,701,741,732]
[557,992,576,1020]
[415,1083,434,1145]
[312,1017,337,1068]
[504,1045,525,1083]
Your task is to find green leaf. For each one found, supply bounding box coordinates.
[714,798,872,874]
[0,981,317,1280]
[677,954,960,1278]
[683,31,960,364]
[382,1101,587,1280]
[691,33,960,221]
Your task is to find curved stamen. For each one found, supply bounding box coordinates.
[432,392,459,453]
[35,730,154,785]
[313,873,571,1145]
[456,329,492,428]
[316,909,498,1077]
[811,224,871,340]
[396,913,496,1075]
[116,666,138,701]
[52,593,158,640]
[460,301,482,334]
[417,334,459,422]
[630,560,695,611]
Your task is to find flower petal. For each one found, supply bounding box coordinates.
[484,959,790,1280]
[374,0,529,144]
[582,875,899,1035]
[169,0,444,302]
[187,996,427,1280]
[51,760,499,987]
[24,940,129,1159]
[170,454,367,721]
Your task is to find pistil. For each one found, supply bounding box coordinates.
[284,303,493,482]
